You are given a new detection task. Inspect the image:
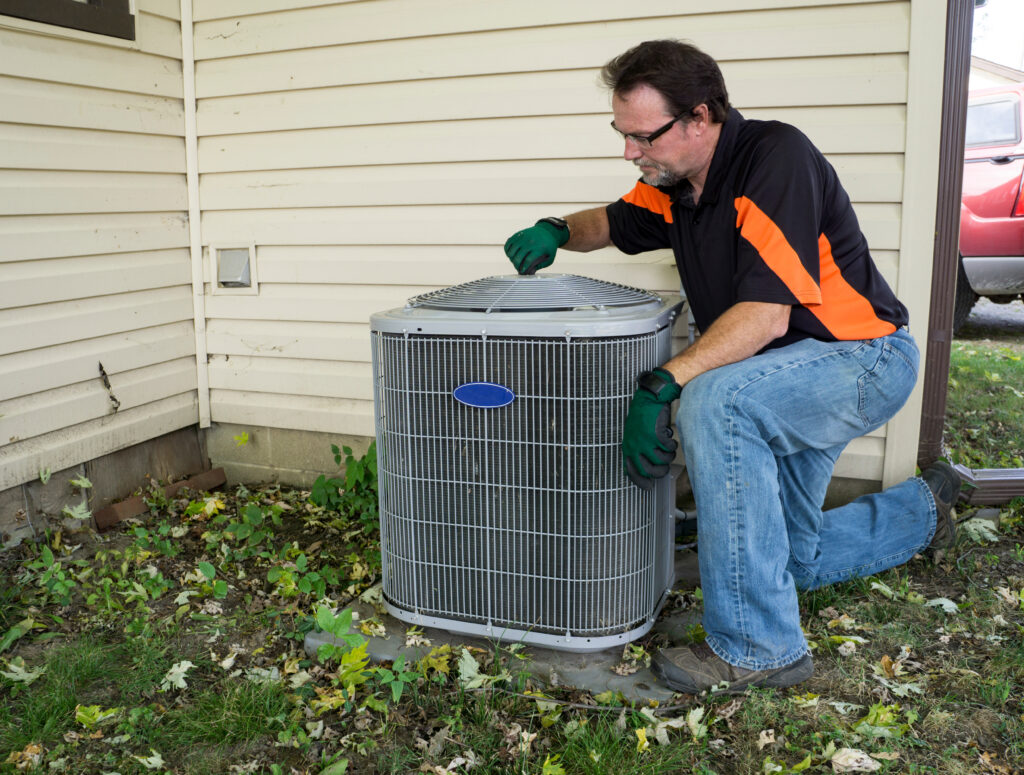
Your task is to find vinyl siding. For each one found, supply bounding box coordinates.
[0,1,195,490]
[190,0,920,483]
[0,0,947,491]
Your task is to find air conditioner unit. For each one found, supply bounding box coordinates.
[370,274,683,652]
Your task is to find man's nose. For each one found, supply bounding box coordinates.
[623,138,644,160]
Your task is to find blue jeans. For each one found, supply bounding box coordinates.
[676,328,936,670]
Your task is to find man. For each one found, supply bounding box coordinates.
[503,40,960,695]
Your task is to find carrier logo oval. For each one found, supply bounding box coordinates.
[453,382,515,408]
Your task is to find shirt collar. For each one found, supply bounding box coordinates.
[660,107,744,207]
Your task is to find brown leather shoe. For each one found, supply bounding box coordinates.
[921,461,961,558]
[650,641,813,695]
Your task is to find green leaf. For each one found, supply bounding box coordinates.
[0,618,34,653]
[457,648,486,690]
[790,753,813,772]
[40,545,55,568]
[69,475,93,490]
[213,580,228,599]
[243,504,264,525]
[62,502,92,521]
[541,754,567,775]
[1,657,46,685]
[296,553,308,571]
[198,562,216,581]
[315,605,337,635]
[319,759,348,775]
[316,643,338,663]
[75,703,119,729]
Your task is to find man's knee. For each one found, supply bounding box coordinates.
[676,367,745,440]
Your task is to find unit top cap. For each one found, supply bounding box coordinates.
[407,274,662,313]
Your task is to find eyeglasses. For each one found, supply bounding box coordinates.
[610,108,693,148]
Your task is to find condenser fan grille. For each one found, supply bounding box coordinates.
[409,274,660,313]
[374,331,661,639]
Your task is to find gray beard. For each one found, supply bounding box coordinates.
[636,161,682,188]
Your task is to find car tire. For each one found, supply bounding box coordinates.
[952,255,977,335]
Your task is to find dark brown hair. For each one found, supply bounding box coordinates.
[600,40,731,124]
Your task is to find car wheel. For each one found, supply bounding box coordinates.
[952,255,977,335]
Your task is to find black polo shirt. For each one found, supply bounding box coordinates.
[605,108,909,349]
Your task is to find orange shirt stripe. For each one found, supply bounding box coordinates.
[624,183,674,223]
[734,196,822,305]
[812,234,897,339]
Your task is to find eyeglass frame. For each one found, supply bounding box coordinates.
[610,107,695,148]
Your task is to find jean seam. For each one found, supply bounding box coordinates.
[916,475,939,546]
[723,393,750,663]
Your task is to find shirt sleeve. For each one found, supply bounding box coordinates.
[732,125,826,307]
[605,180,674,255]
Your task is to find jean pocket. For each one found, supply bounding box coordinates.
[856,339,918,430]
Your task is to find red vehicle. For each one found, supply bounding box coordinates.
[955,82,1024,331]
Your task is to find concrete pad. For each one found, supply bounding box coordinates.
[971,507,1002,529]
[306,550,704,704]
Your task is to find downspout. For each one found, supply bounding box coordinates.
[917,0,1024,506]
[181,0,211,427]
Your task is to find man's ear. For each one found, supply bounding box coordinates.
[691,103,710,129]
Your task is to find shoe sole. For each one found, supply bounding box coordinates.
[651,653,814,695]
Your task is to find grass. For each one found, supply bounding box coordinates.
[945,314,1024,468]
[2,370,1024,775]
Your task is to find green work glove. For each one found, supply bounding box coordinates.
[504,218,569,275]
[622,368,682,490]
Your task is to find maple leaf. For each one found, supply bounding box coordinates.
[160,660,195,691]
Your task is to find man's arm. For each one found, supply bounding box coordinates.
[563,207,612,252]
[661,301,791,388]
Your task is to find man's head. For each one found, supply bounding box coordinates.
[600,40,730,123]
[602,41,730,190]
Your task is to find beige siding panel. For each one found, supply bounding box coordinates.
[195,0,874,22]
[0,213,189,261]
[0,76,184,135]
[200,155,903,211]
[209,389,374,437]
[0,250,190,310]
[834,435,885,480]
[193,0,901,59]
[0,322,196,402]
[0,287,192,356]
[198,107,906,173]
[1,358,197,444]
[0,394,198,491]
[134,11,183,60]
[198,55,906,136]
[0,124,185,173]
[1,171,187,216]
[196,9,907,97]
[140,0,181,21]
[199,202,901,250]
[0,28,182,98]
[208,355,372,400]
[205,319,370,363]
[254,245,680,290]
[206,288,427,325]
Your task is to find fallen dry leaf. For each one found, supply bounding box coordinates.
[831,748,881,772]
